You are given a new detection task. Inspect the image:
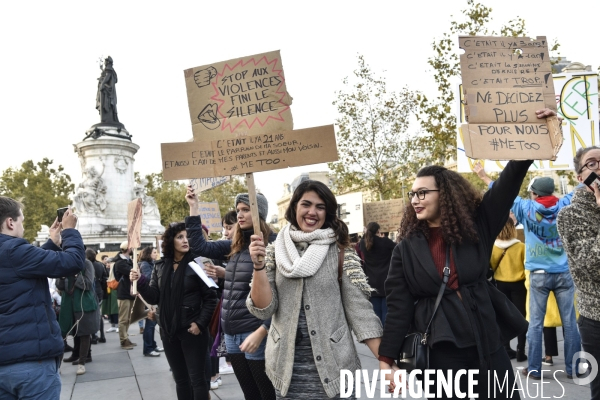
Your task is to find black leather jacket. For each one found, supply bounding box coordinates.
[138,257,218,332]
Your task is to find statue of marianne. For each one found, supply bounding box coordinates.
[96,56,120,125]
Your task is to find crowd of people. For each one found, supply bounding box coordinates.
[1,109,599,400]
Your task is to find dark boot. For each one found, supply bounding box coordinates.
[516,348,527,362]
[64,339,74,353]
[504,345,517,359]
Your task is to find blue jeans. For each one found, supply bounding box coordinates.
[143,318,158,355]
[370,296,387,327]
[225,331,267,360]
[0,358,60,400]
[527,271,581,376]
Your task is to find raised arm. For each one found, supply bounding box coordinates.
[473,161,493,186]
[14,228,85,279]
[184,185,232,259]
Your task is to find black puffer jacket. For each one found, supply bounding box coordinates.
[221,230,277,335]
[184,215,275,335]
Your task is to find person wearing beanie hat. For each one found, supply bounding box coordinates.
[182,185,277,399]
[529,177,555,197]
[234,193,269,221]
[475,164,581,379]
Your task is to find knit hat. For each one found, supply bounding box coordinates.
[120,241,129,250]
[235,192,268,221]
[529,177,555,197]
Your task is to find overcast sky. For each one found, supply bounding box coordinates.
[1,0,597,217]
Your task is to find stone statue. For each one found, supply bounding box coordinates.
[74,162,108,214]
[96,56,121,126]
[133,179,160,218]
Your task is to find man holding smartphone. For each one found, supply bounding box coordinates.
[558,146,600,399]
[0,198,84,399]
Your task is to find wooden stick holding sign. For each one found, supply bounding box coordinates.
[127,198,143,295]
[245,173,263,263]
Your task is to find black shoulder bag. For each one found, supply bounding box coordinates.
[397,246,450,371]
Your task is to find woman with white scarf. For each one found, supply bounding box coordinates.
[247,180,383,399]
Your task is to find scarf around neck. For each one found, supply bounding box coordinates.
[160,251,193,341]
[275,223,336,278]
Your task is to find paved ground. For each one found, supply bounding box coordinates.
[60,322,590,399]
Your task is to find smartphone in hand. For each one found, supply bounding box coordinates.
[583,172,600,191]
[57,207,69,222]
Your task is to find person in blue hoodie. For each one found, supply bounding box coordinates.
[0,197,85,399]
[475,166,581,380]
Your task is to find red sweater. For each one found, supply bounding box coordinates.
[428,228,459,290]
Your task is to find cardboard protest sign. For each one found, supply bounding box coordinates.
[184,50,293,141]
[459,36,563,160]
[198,201,222,233]
[189,176,231,193]
[127,198,143,249]
[161,125,338,180]
[127,198,143,294]
[363,199,404,233]
[456,73,599,172]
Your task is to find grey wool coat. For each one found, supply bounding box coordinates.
[246,242,383,398]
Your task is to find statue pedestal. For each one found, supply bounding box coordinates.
[73,131,164,251]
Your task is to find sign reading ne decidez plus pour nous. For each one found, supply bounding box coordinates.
[459,36,563,160]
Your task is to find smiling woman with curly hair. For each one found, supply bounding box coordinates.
[379,109,558,398]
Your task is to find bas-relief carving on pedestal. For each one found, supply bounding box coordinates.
[114,155,128,174]
[74,159,108,214]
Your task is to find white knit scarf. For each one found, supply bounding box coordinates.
[275,223,336,278]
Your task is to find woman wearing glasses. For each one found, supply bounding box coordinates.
[183,186,277,400]
[378,109,558,398]
[558,146,600,400]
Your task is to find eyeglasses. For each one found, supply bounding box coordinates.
[407,189,440,200]
[579,159,600,174]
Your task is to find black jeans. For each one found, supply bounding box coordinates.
[578,316,600,400]
[496,280,527,351]
[161,328,209,400]
[429,342,519,399]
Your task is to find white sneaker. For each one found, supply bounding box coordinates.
[210,380,219,390]
[216,376,222,386]
[76,365,86,375]
[155,347,164,352]
[219,365,234,375]
[105,327,117,333]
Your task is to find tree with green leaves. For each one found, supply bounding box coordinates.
[197,176,247,216]
[328,55,418,200]
[138,173,248,228]
[0,158,74,243]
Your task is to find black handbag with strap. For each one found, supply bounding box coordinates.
[397,246,450,372]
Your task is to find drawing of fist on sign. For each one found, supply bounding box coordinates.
[198,103,220,130]
[194,66,217,88]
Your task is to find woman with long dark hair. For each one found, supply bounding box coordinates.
[359,221,396,326]
[379,108,558,397]
[376,106,561,397]
[130,223,218,400]
[247,180,383,399]
[183,186,277,400]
